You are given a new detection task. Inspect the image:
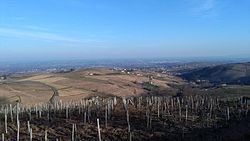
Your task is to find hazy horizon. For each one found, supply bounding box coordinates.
[0,0,250,61]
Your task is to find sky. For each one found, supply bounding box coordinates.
[0,0,250,61]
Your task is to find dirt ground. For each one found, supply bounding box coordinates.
[2,97,250,141]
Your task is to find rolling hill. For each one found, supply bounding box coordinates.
[180,62,250,85]
[0,68,183,105]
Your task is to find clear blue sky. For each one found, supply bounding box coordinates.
[0,0,249,61]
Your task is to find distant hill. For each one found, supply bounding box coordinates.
[180,62,250,85]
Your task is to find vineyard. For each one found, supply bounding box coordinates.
[0,95,250,141]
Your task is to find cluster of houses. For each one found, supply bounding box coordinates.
[0,75,7,81]
[112,68,143,76]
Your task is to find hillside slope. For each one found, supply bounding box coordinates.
[0,68,183,105]
[180,62,250,85]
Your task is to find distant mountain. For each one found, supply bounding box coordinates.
[180,62,250,85]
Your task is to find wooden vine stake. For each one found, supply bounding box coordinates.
[10,104,13,122]
[27,121,31,134]
[123,98,132,141]
[185,105,188,123]
[84,111,87,125]
[30,128,33,141]
[72,124,74,141]
[5,108,8,134]
[17,118,20,141]
[2,133,4,141]
[45,130,48,141]
[105,105,108,128]
[227,107,230,121]
[16,102,19,125]
[97,118,102,141]
[72,123,76,141]
[66,106,69,119]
